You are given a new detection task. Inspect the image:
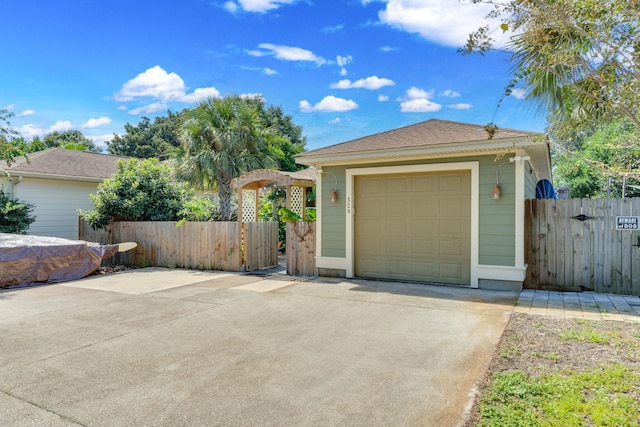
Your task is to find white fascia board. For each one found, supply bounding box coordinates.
[296,137,537,167]
[7,172,105,183]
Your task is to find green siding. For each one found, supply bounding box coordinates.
[318,155,517,266]
[320,166,347,257]
[524,160,538,199]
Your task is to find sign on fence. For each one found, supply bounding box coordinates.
[616,216,640,230]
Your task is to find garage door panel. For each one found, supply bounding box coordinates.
[412,239,435,255]
[386,239,408,254]
[386,177,409,193]
[439,240,465,256]
[439,263,467,282]
[359,258,386,275]
[386,220,408,234]
[411,175,435,192]
[359,178,384,193]
[355,171,471,285]
[439,174,469,192]
[439,218,466,235]
[411,218,434,234]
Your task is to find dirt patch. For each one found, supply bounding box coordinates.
[465,313,640,425]
[92,265,129,275]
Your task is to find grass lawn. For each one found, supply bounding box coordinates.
[466,313,640,426]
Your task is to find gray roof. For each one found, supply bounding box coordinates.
[0,148,130,180]
[297,119,536,158]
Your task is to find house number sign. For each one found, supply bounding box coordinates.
[346,196,351,214]
[616,216,640,230]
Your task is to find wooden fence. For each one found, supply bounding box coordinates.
[286,221,316,276]
[525,198,640,295]
[79,219,247,271]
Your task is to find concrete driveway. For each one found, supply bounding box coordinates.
[0,268,518,426]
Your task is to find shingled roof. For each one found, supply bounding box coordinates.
[0,148,130,181]
[297,119,536,159]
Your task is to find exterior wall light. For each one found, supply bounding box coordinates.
[492,184,501,200]
[330,190,339,203]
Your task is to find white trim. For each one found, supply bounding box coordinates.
[316,257,348,270]
[477,264,527,282]
[345,162,480,287]
[513,152,527,269]
[315,170,323,258]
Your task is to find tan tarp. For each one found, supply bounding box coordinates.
[0,233,119,288]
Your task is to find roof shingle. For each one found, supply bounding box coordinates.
[297,119,535,158]
[0,148,130,180]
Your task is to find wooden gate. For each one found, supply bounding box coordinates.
[243,222,278,272]
[286,222,316,276]
[525,198,640,295]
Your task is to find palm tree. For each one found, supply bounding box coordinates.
[173,95,276,221]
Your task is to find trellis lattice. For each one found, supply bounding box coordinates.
[242,189,257,223]
[290,186,304,217]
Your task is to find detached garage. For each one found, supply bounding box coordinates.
[295,119,552,290]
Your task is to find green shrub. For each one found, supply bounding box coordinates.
[0,191,36,234]
[79,158,190,229]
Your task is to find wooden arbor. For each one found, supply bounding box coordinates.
[231,168,316,273]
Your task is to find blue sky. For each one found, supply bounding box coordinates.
[1,0,545,151]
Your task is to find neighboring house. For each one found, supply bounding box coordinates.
[295,119,552,291]
[0,148,129,240]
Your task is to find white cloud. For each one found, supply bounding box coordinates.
[340,68,347,76]
[440,89,461,98]
[240,93,264,100]
[114,66,186,103]
[81,116,112,129]
[398,86,441,112]
[3,104,15,111]
[89,134,114,149]
[331,76,396,90]
[380,46,399,52]
[405,87,432,99]
[511,88,527,99]
[322,24,344,33]
[224,0,295,13]
[448,103,472,110]
[129,102,167,115]
[114,66,220,114]
[17,124,44,139]
[336,55,352,67]
[18,109,35,117]
[224,1,239,12]
[299,96,358,112]
[371,0,511,48]
[263,67,277,75]
[378,94,389,102]
[249,43,327,65]
[48,121,74,132]
[181,87,221,103]
[329,117,350,124]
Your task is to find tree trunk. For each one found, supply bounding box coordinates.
[217,172,233,221]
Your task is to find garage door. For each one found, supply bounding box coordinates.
[354,170,471,285]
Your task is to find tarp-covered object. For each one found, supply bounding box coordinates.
[0,233,119,288]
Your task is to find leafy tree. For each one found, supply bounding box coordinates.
[107,110,186,159]
[173,95,277,221]
[0,191,36,233]
[553,120,640,198]
[464,0,639,139]
[244,97,307,171]
[42,130,100,152]
[0,108,26,168]
[79,158,191,229]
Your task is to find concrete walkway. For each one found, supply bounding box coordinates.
[515,289,640,322]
